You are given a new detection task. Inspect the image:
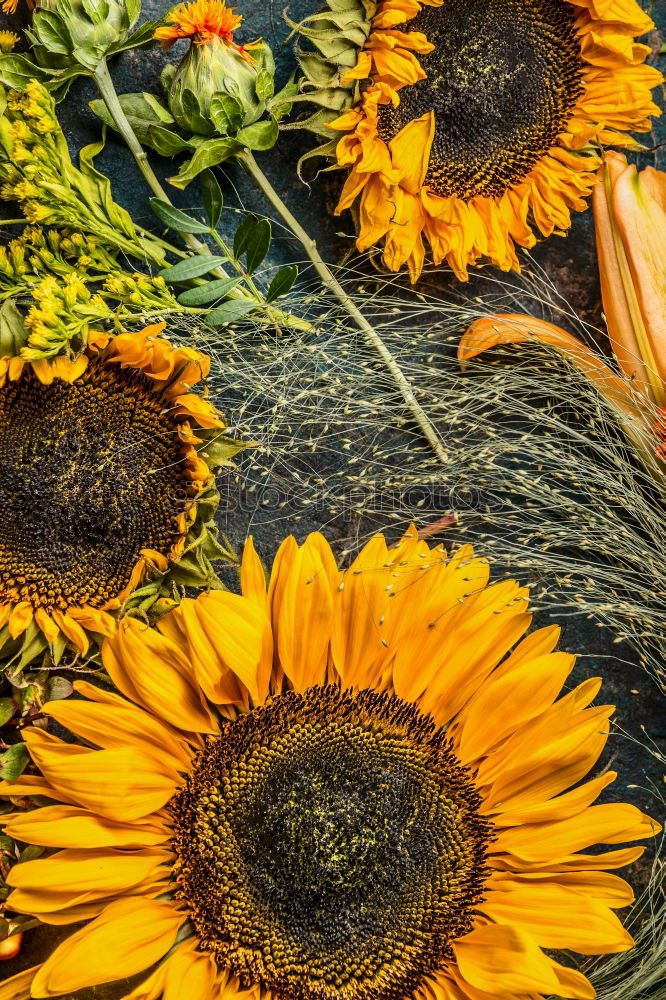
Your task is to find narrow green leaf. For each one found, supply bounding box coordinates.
[236,118,278,151]
[0,743,28,782]
[160,256,229,283]
[109,19,165,54]
[0,697,15,727]
[206,300,259,326]
[178,277,242,306]
[200,169,223,229]
[233,213,259,260]
[149,198,210,234]
[245,218,272,275]
[266,265,298,302]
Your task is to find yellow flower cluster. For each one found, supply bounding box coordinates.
[0,227,119,290]
[21,274,113,359]
[0,81,166,268]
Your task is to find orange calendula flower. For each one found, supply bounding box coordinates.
[0,324,243,665]
[0,528,660,1000]
[330,0,662,282]
[155,0,244,49]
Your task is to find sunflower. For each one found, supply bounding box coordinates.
[324,0,663,281]
[0,528,659,1000]
[0,322,243,667]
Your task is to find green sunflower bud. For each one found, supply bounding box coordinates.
[165,33,275,139]
[26,0,138,73]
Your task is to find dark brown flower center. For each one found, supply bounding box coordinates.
[377,0,585,199]
[170,686,491,1000]
[0,362,194,612]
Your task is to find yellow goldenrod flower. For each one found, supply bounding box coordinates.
[0,29,20,52]
[327,0,662,282]
[593,151,666,407]
[0,324,244,664]
[0,527,660,1000]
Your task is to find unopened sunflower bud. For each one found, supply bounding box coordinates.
[26,0,137,72]
[156,0,275,138]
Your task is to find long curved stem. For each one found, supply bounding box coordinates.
[93,60,209,260]
[238,150,448,464]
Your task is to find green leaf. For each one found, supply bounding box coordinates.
[125,0,141,27]
[206,300,260,326]
[0,54,54,90]
[177,277,242,306]
[200,169,223,229]
[233,213,258,260]
[169,138,242,189]
[148,125,194,157]
[209,93,244,135]
[255,68,275,102]
[108,19,163,55]
[0,697,15,727]
[160,256,229,283]
[266,265,298,302]
[0,743,28,782]
[149,198,210,234]
[245,218,272,275]
[236,118,279,151]
[32,11,73,54]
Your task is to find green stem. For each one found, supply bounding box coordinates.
[238,150,448,465]
[93,60,219,263]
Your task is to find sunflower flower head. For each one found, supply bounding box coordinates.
[0,528,660,1000]
[298,0,664,282]
[0,322,246,673]
[156,0,275,137]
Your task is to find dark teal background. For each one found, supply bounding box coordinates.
[0,2,664,995]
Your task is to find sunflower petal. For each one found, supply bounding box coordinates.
[30,897,183,997]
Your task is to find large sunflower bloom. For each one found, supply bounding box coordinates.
[0,323,243,664]
[0,528,659,1000]
[329,0,663,281]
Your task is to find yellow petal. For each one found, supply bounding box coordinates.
[594,151,666,404]
[103,618,217,735]
[276,536,335,691]
[8,848,169,911]
[163,939,217,1000]
[455,650,575,764]
[457,313,661,476]
[240,535,268,607]
[494,802,661,862]
[23,729,180,822]
[491,771,616,826]
[479,882,634,953]
[30,897,183,997]
[0,965,42,1000]
[44,697,192,770]
[178,591,269,705]
[489,869,635,907]
[453,923,559,995]
[330,533,393,687]
[3,804,169,849]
